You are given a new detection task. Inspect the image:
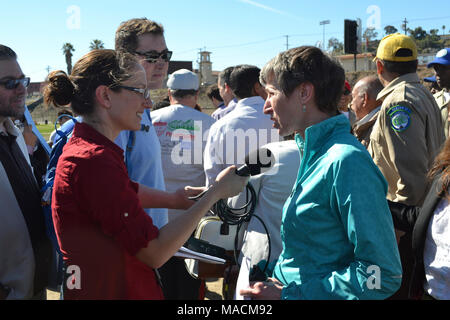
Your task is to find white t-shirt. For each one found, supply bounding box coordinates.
[151,104,215,221]
[423,196,450,299]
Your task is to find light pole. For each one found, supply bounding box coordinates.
[320,20,330,50]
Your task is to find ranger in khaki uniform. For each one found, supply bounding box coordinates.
[369,34,445,206]
[369,33,445,300]
[428,48,450,138]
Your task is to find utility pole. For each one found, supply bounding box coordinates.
[285,35,289,50]
[402,18,408,35]
[320,20,330,50]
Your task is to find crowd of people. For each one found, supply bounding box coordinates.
[0,16,449,300]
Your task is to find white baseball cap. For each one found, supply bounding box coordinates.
[167,69,199,90]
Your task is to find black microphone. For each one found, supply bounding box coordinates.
[188,148,274,201]
[235,148,274,176]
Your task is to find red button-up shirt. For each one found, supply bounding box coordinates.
[52,122,163,300]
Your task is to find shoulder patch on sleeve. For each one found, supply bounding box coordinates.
[387,105,411,132]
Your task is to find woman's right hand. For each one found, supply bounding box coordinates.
[136,166,249,269]
[211,166,249,200]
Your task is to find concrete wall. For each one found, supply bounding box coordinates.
[338,54,376,73]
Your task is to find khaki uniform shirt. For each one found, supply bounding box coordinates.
[368,73,445,206]
[433,89,450,138]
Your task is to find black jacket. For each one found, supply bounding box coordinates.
[388,175,444,299]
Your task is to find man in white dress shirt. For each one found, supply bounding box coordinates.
[204,65,280,185]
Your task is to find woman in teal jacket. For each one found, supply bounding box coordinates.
[240,46,402,300]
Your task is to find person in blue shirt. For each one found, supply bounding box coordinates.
[240,46,402,300]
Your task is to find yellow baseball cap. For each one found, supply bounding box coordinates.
[375,33,417,62]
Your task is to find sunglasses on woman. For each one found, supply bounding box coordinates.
[118,85,151,100]
[134,49,173,63]
[0,77,30,90]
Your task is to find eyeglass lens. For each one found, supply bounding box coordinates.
[138,50,172,62]
[1,77,30,89]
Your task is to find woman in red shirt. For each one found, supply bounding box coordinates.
[45,49,248,299]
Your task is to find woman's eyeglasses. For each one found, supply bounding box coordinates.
[134,49,172,63]
[118,85,151,100]
[0,77,30,90]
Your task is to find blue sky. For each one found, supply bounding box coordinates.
[1,0,449,82]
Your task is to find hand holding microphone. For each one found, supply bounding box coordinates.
[188,165,250,202]
[189,148,275,202]
[213,148,275,224]
[188,148,277,274]
[212,166,249,200]
[235,148,274,177]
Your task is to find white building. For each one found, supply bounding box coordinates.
[337,53,376,73]
[198,51,214,86]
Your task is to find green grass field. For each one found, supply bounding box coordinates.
[36,124,54,141]
[34,108,217,142]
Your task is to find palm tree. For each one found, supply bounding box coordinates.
[89,39,105,51]
[62,43,75,75]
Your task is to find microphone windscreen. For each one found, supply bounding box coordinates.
[244,148,274,176]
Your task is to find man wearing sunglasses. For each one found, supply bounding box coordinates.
[0,77,29,123]
[115,18,171,90]
[0,45,53,299]
[114,17,174,230]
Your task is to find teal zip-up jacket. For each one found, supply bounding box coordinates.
[273,114,402,300]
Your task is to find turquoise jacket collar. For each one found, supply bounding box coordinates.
[295,114,350,174]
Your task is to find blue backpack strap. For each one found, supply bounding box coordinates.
[53,115,78,146]
[41,115,77,290]
[42,116,78,247]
